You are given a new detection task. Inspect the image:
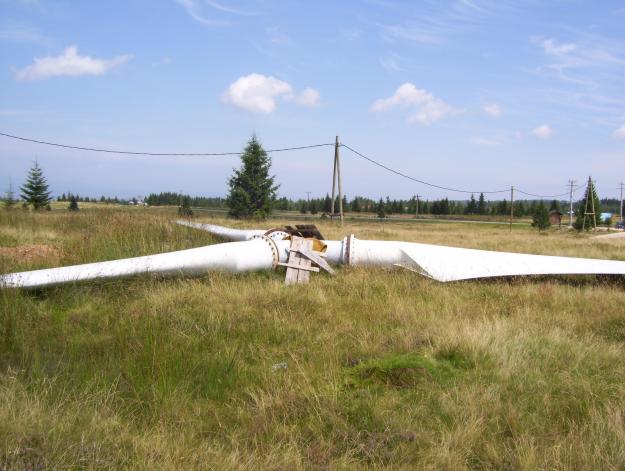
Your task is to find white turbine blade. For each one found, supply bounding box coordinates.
[399,242,625,282]
[175,220,265,241]
[346,239,625,282]
[1,238,286,289]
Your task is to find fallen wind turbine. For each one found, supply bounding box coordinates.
[2,222,625,289]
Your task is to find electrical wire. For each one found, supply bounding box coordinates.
[0,131,333,156]
[341,143,509,194]
[1,130,596,200]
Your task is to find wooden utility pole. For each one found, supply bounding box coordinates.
[619,182,624,224]
[582,176,597,231]
[509,186,514,232]
[330,141,337,216]
[414,194,421,219]
[330,136,344,225]
[568,179,576,228]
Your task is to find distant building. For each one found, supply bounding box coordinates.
[549,210,563,226]
[600,212,612,223]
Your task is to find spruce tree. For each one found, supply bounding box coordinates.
[465,194,477,214]
[20,162,51,210]
[376,198,386,218]
[531,200,551,231]
[178,195,193,217]
[300,200,309,214]
[477,193,486,215]
[227,136,278,219]
[68,194,79,211]
[3,179,17,210]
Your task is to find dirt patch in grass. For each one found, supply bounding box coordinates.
[0,244,65,266]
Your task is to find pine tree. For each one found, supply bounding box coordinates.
[531,200,551,231]
[323,194,332,213]
[68,194,79,211]
[376,198,386,218]
[178,195,193,217]
[465,194,477,214]
[3,179,17,210]
[574,177,601,231]
[227,136,278,219]
[20,162,51,210]
[477,193,487,215]
[300,200,309,214]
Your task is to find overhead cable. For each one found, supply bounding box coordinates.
[0,131,333,156]
[341,143,509,194]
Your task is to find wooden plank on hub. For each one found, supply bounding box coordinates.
[284,236,314,285]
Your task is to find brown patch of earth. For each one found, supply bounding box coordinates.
[0,244,65,265]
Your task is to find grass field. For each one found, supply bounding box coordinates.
[2,207,625,469]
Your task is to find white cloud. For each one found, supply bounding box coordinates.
[175,0,253,26]
[542,39,576,56]
[175,0,229,26]
[153,57,173,66]
[370,82,461,125]
[15,46,131,81]
[613,124,625,140]
[482,103,501,118]
[380,53,403,72]
[222,74,319,113]
[472,137,502,146]
[531,124,553,139]
[290,87,320,107]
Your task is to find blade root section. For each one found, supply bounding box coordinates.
[1,238,285,289]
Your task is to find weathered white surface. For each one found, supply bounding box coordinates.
[176,220,265,241]
[4,222,625,289]
[1,238,288,289]
[177,223,625,282]
[346,239,625,282]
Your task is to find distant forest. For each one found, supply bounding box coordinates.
[142,191,622,217]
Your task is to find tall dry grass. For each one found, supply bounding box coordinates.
[1,207,625,469]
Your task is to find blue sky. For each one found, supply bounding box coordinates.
[1,0,624,200]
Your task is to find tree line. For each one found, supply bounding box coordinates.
[4,139,620,233]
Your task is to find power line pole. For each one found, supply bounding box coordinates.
[330,140,337,217]
[582,176,597,231]
[414,194,421,218]
[330,136,344,226]
[619,182,624,224]
[568,179,576,228]
[509,185,514,232]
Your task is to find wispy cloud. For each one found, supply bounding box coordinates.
[15,46,131,81]
[152,57,173,67]
[175,0,254,26]
[379,53,404,72]
[482,103,501,118]
[377,0,518,45]
[203,0,254,16]
[472,137,502,146]
[289,88,320,107]
[613,124,625,140]
[371,82,462,125]
[0,22,46,44]
[534,35,625,84]
[531,124,553,139]
[222,73,320,113]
